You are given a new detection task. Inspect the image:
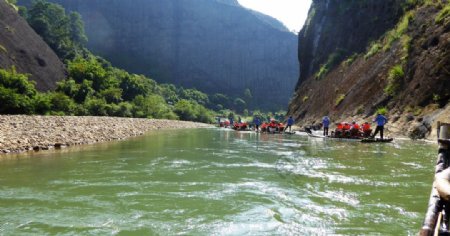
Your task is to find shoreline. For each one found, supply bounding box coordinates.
[0,115,212,155]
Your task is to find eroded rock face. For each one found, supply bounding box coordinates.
[27,0,298,110]
[288,1,450,139]
[0,1,66,91]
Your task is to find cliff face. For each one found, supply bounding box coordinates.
[297,0,405,87]
[29,0,298,110]
[0,0,65,91]
[289,1,450,139]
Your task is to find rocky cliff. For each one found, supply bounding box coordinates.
[0,0,65,91]
[296,0,405,87]
[24,0,298,110]
[289,0,450,139]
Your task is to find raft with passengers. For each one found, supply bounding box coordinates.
[218,115,295,134]
[305,114,393,143]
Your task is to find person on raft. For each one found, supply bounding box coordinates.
[349,121,360,137]
[322,116,330,136]
[285,116,294,133]
[372,113,388,139]
[253,116,261,131]
[362,122,372,137]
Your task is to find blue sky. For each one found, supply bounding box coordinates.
[237,0,312,32]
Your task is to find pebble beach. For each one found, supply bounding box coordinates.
[0,115,212,154]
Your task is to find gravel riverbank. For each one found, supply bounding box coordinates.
[0,115,212,154]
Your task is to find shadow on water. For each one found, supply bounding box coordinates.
[0,128,438,235]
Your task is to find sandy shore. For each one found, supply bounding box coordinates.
[0,115,212,154]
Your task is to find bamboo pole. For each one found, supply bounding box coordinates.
[420,123,450,236]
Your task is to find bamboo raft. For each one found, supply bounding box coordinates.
[306,132,394,143]
[420,122,450,236]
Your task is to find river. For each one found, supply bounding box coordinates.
[0,128,437,235]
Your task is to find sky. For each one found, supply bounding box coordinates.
[237,0,312,33]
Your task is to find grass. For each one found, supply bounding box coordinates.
[400,35,412,62]
[433,93,441,103]
[364,42,382,59]
[335,94,345,107]
[355,105,364,115]
[315,65,329,80]
[376,107,388,115]
[384,65,405,96]
[343,53,358,66]
[436,3,450,24]
[314,50,345,80]
[383,12,413,51]
[0,44,7,54]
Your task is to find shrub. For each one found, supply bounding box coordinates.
[0,44,7,54]
[335,94,345,106]
[0,87,34,114]
[365,42,382,59]
[50,92,77,115]
[383,12,413,51]
[436,4,450,24]
[384,65,404,96]
[376,107,388,115]
[343,53,358,66]
[315,50,345,80]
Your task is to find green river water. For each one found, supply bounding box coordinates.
[0,128,437,235]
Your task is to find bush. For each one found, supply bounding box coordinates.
[0,68,37,114]
[174,99,214,123]
[50,92,77,115]
[436,4,450,24]
[0,87,34,114]
[384,65,404,96]
[315,49,346,80]
[383,12,413,51]
[84,98,108,116]
[335,94,345,106]
[376,107,388,115]
[365,42,381,59]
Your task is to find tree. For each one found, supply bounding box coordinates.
[233,98,246,113]
[243,88,252,104]
[49,92,76,115]
[180,88,210,106]
[69,12,87,46]
[26,0,88,60]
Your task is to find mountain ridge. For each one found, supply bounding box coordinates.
[22,0,298,111]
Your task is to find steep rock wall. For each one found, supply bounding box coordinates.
[289,2,450,138]
[0,0,65,91]
[26,0,298,110]
[297,0,405,87]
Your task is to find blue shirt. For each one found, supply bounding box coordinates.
[253,117,261,125]
[374,114,387,126]
[322,116,330,127]
[287,117,294,126]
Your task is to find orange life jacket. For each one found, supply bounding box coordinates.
[336,123,344,130]
[362,123,371,131]
[343,124,351,130]
[352,124,360,130]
